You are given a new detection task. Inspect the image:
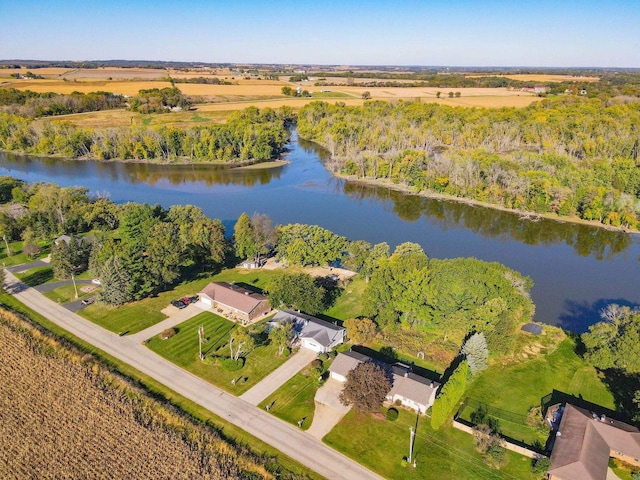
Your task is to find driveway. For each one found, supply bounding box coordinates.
[6,259,49,273]
[128,301,207,343]
[34,279,93,293]
[307,378,352,440]
[240,347,317,405]
[2,270,383,480]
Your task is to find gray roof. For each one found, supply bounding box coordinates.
[548,404,640,480]
[273,310,344,348]
[329,351,440,407]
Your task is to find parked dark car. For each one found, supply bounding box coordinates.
[171,300,187,309]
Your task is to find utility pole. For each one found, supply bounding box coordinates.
[198,325,204,361]
[408,426,415,464]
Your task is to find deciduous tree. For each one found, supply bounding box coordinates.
[339,361,392,412]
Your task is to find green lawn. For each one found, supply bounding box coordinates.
[466,338,615,417]
[258,371,318,430]
[146,311,289,395]
[0,240,50,267]
[81,267,280,334]
[324,276,366,321]
[43,284,99,304]
[15,265,54,286]
[325,408,537,480]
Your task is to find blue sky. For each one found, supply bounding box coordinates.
[1,0,638,67]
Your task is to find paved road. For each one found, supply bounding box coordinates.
[240,348,317,405]
[3,271,383,480]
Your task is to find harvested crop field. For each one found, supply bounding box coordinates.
[43,108,231,129]
[0,310,274,480]
[2,79,174,95]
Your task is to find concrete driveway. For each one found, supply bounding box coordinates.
[240,347,317,405]
[307,378,351,440]
[128,301,208,343]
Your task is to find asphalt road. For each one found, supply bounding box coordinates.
[3,271,383,480]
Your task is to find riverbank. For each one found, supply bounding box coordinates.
[0,148,289,170]
[338,173,639,235]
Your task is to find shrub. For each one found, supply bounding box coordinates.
[220,357,245,371]
[386,408,399,421]
[160,328,176,340]
[531,457,551,477]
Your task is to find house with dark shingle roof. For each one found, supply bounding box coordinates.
[199,282,270,324]
[328,351,440,413]
[548,404,640,480]
[270,310,345,353]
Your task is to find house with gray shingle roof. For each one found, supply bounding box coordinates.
[548,403,640,480]
[328,351,440,413]
[270,310,345,353]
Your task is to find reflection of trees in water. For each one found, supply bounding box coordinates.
[95,161,283,188]
[119,163,284,188]
[343,182,633,260]
[3,152,285,189]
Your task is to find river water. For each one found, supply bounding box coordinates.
[1,133,638,332]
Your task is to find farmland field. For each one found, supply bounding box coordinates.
[0,309,275,480]
[1,66,542,112]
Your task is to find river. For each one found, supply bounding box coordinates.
[1,132,638,332]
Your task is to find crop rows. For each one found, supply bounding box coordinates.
[0,311,279,479]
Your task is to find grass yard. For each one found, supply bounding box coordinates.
[258,371,318,430]
[14,265,54,286]
[43,284,98,304]
[0,240,50,267]
[80,275,213,334]
[325,408,537,480]
[466,338,615,418]
[146,311,289,395]
[323,276,366,321]
[81,267,280,335]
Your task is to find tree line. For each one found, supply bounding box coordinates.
[0,106,291,162]
[298,98,640,229]
[0,88,126,118]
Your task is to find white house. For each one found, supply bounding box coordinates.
[270,310,345,353]
[328,351,440,414]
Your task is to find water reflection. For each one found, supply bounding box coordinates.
[342,181,634,260]
[1,152,285,189]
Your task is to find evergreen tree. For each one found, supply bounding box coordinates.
[461,332,489,375]
[98,256,132,306]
